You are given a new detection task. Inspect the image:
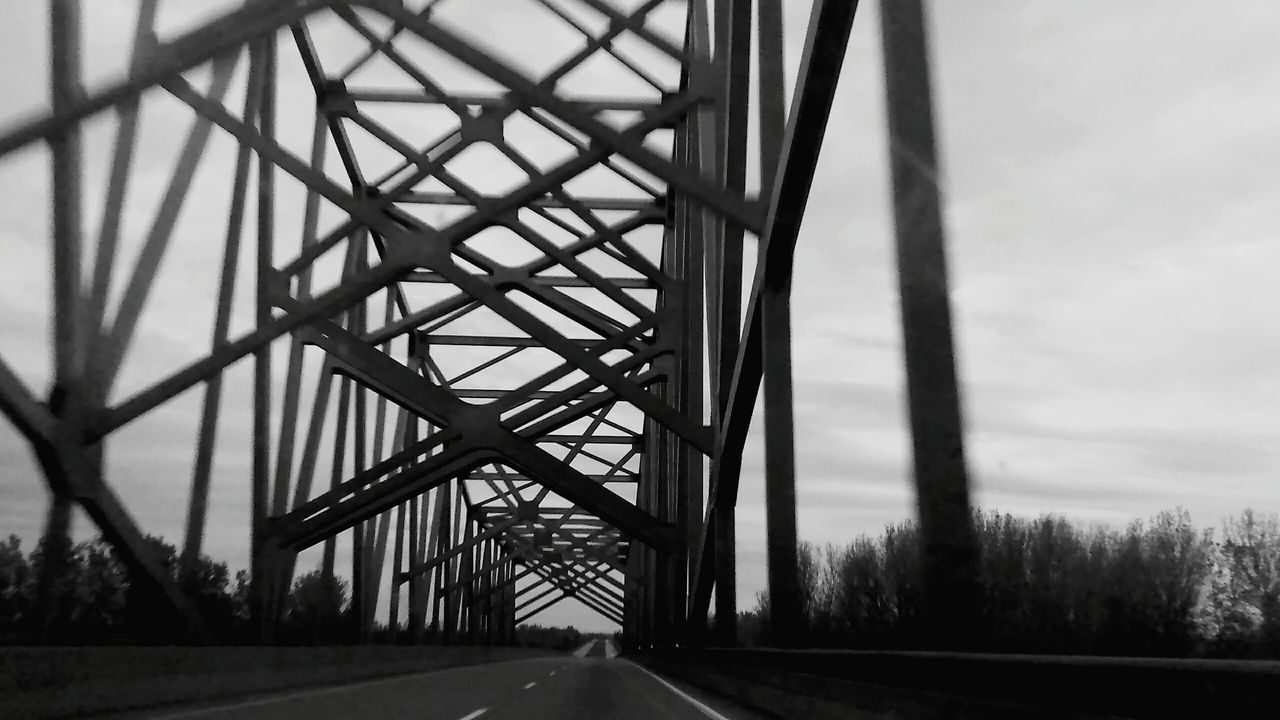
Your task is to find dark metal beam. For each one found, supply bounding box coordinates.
[285,315,678,552]
[406,273,654,289]
[690,0,861,632]
[395,191,662,212]
[880,0,980,649]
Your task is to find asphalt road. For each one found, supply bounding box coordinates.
[133,644,767,720]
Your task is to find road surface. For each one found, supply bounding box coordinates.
[128,645,767,720]
[571,638,618,658]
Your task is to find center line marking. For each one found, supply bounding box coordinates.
[458,709,488,720]
[523,681,537,689]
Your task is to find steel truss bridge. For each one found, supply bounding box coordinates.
[0,0,979,650]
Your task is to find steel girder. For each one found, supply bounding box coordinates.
[0,0,741,646]
[0,0,925,650]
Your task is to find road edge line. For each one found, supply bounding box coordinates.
[624,660,734,720]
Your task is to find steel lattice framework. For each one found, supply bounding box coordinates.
[2,0,979,649]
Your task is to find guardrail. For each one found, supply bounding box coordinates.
[634,648,1279,719]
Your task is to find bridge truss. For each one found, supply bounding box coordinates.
[1,0,976,648]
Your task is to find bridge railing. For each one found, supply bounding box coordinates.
[635,648,1280,719]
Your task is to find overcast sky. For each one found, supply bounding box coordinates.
[1,0,1278,632]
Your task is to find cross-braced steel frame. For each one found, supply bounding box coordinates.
[3,0,980,650]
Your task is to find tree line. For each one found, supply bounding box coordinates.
[0,532,355,644]
[742,508,1280,658]
[8,506,1279,656]
[0,532,598,649]
[512,624,587,651]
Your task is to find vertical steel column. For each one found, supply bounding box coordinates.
[352,237,374,642]
[671,57,706,644]
[441,480,460,644]
[36,0,84,638]
[83,0,151,400]
[461,522,475,643]
[348,503,365,635]
[270,112,328,526]
[477,541,486,645]
[494,546,505,644]
[458,531,470,644]
[409,422,430,644]
[406,494,420,641]
[640,415,661,646]
[182,82,256,579]
[364,507,392,640]
[503,557,515,644]
[451,481,467,641]
[433,485,448,642]
[350,519,364,641]
[713,0,752,647]
[322,377,351,580]
[880,0,980,649]
[760,273,801,646]
[250,33,277,643]
[483,540,496,646]
[428,482,449,643]
[176,94,230,556]
[34,498,72,638]
[499,558,514,640]
[390,500,405,643]
[683,0,718,644]
[48,0,83,406]
[757,0,786,196]
[681,111,706,647]
[290,357,334,513]
[623,530,641,649]
[472,532,485,643]
[757,0,802,646]
[465,532,482,643]
[756,0,802,649]
[364,299,399,644]
[504,558,514,640]
[653,172,685,646]
[491,551,503,646]
[503,552,514,643]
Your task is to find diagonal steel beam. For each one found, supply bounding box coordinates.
[0,0,333,158]
[402,516,521,581]
[367,4,760,234]
[162,69,709,457]
[0,359,54,442]
[290,315,678,552]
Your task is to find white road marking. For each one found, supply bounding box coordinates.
[458,709,488,720]
[572,640,597,657]
[523,681,537,689]
[626,661,733,720]
[549,671,557,676]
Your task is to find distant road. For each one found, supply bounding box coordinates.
[132,654,766,720]
[570,638,618,658]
